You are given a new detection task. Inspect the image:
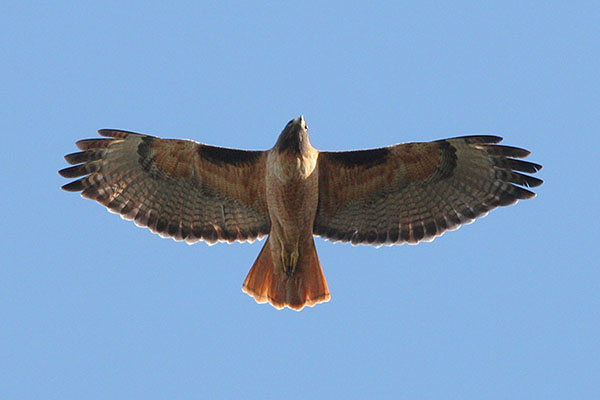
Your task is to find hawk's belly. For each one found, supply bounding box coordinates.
[266,151,319,246]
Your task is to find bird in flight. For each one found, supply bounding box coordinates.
[59,116,542,310]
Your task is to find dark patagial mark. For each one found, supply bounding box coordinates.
[324,147,390,169]
[198,144,262,166]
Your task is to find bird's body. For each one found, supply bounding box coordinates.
[266,117,319,255]
[246,117,329,308]
[59,116,542,310]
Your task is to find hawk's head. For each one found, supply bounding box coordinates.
[275,116,312,156]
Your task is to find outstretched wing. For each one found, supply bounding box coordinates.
[59,129,270,244]
[314,135,542,246]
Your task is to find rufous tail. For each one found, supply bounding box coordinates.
[242,237,330,311]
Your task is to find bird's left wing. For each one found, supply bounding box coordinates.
[59,129,270,244]
[314,135,542,246]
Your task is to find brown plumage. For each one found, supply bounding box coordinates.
[59,116,543,310]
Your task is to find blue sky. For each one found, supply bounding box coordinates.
[2,1,598,399]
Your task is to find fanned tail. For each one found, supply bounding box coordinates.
[242,237,330,311]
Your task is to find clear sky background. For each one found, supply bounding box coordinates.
[2,2,598,399]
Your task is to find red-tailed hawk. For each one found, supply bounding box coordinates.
[59,116,542,310]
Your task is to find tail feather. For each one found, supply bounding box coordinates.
[242,237,330,311]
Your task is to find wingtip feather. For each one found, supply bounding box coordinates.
[61,179,85,192]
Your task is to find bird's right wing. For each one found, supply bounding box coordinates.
[59,129,270,244]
